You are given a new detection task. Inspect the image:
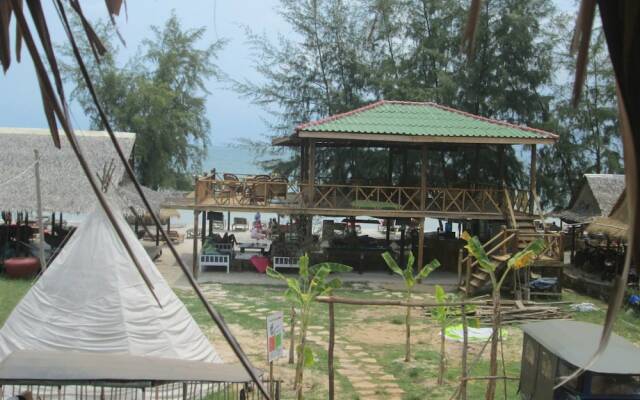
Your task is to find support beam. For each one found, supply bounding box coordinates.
[193,210,200,278]
[308,140,316,185]
[387,147,394,185]
[417,218,425,269]
[529,144,537,215]
[34,150,46,270]
[201,210,206,245]
[498,145,506,185]
[421,145,427,210]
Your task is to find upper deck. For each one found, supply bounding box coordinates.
[173,175,535,220]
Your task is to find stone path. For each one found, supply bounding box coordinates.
[199,283,407,399]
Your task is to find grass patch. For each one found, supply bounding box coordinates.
[0,276,32,325]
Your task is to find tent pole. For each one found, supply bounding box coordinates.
[193,210,199,279]
[34,150,46,270]
[54,4,270,396]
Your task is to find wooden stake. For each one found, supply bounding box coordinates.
[328,302,335,400]
[460,304,468,400]
[269,361,274,400]
[288,306,296,364]
[34,150,46,270]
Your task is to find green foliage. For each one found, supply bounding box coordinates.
[60,12,225,190]
[432,285,456,327]
[461,232,496,274]
[267,254,351,398]
[382,251,441,289]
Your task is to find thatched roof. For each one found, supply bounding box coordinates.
[587,190,629,240]
[0,127,140,214]
[556,174,626,223]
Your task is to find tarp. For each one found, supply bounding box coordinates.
[0,351,254,386]
[0,206,221,364]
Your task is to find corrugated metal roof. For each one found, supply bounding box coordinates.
[297,101,557,140]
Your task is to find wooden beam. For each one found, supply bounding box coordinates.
[417,218,425,269]
[529,144,537,215]
[297,131,557,145]
[309,140,316,185]
[498,145,505,185]
[192,210,199,278]
[421,145,427,210]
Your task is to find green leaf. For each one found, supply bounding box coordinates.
[406,251,415,276]
[508,239,546,270]
[416,259,441,280]
[435,284,446,303]
[299,254,309,280]
[303,346,315,367]
[266,267,287,282]
[382,252,403,277]
[463,234,496,273]
[311,262,352,274]
[404,267,415,288]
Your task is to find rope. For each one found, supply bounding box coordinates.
[0,160,38,188]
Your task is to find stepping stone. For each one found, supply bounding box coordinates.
[308,326,324,331]
[351,380,377,390]
[361,357,378,364]
[235,309,251,314]
[345,345,362,351]
[383,387,405,395]
[352,351,368,357]
[255,308,270,312]
[378,375,396,381]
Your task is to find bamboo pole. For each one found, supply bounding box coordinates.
[288,306,296,364]
[328,302,335,400]
[315,296,487,308]
[34,150,46,270]
[529,144,537,215]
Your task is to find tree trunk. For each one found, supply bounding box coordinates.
[485,290,500,400]
[438,325,446,385]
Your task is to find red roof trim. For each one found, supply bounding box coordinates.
[295,100,558,140]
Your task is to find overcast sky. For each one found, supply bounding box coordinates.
[0,0,578,146]
[0,0,290,145]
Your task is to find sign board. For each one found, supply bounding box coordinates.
[266,311,285,362]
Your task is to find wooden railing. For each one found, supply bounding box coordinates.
[195,177,534,218]
[517,231,564,261]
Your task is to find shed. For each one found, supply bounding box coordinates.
[586,189,629,240]
[520,320,640,399]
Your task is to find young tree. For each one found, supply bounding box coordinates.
[60,12,225,189]
[266,255,351,400]
[462,232,545,399]
[433,284,456,385]
[382,251,440,362]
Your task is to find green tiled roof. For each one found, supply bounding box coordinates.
[297,101,556,140]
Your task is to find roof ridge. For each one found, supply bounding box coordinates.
[295,100,386,132]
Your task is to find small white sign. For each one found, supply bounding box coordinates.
[266,311,285,362]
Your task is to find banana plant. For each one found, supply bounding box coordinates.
[461,232,545,400]
[266,254,351,400]
[433,284,457,385]
[382,251,441,362]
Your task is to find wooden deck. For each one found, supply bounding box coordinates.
[163,177,536,220]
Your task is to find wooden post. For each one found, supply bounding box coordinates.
[457,249,464,287]
[307,140,316,206]
[401,148,408,186]
[387,147,394,185]
[465,257,472,295]
[529,144,537,215]
[417,218,425,269]
[155,223,159,247]
[269,361,274,400]
[498,145,505,185]
[385,218,391,246]
[460,303,468,400]
[227,211,231,231]
[201,210,206,245]
[288,306,296,364]
[328,302,335,400]
[421,145,427,210]
[399,224,406,268]
[34,150,46,270]
[193,210,199,278]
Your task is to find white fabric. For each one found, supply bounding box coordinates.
[0,206,221,364]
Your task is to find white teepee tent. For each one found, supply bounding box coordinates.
[0,206,221,363]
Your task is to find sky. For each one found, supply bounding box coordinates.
[0,1,578,148]
[0,0,291,145]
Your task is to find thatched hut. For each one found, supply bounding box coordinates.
[556,174,626,224]
[0,127,165,216]
[587,190,628,241]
